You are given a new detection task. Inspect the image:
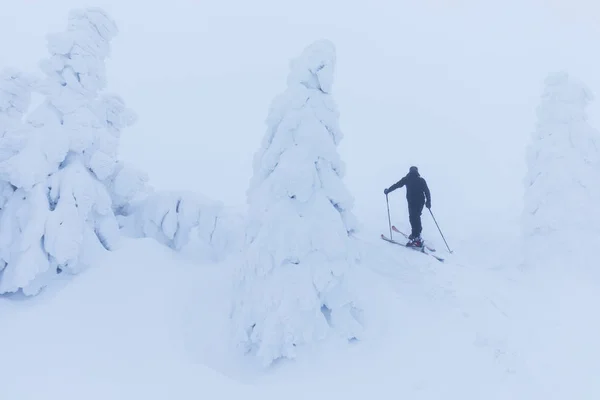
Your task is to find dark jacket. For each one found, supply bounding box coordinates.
[388,170,431,207]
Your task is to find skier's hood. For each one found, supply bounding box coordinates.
[408,166,420,177]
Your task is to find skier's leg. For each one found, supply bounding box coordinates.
[408,203,419,238]
[407,203,424,247]
[415,203,424,237]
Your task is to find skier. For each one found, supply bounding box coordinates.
[384,166,431,247]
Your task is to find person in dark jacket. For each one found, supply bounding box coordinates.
[384,166,431,247]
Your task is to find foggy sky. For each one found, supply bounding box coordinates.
[2,0,599,246]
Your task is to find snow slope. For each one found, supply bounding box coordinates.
[0,229,561,399]
[0,237,247,399]
[1,208,599,399]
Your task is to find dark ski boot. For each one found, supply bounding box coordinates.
[406,236,424,248]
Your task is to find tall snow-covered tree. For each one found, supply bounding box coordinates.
[231,39,363,366]
[523,71,600,266]
[0,8,137,295]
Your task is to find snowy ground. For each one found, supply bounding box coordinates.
[3,227,596,399]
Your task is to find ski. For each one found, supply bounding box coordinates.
[381,234,444,263]
[391,225,437,252]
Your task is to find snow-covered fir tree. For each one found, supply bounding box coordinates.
[0,8,137,295]
[231,39,363,366]
[523,71,600,266]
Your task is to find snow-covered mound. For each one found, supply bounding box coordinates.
[0,237,249,399]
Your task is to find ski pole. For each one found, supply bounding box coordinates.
[385,193,392,239]
[429,208,452,253]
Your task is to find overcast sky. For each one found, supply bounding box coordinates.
[2,0,600,244]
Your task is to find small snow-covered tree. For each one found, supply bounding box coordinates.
[523,71,600,266]
[122,190,222,251]
[231,39,363,366]
[0,8,138,295]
